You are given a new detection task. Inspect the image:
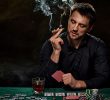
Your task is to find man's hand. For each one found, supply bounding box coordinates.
[49,28,64,52]
[49,28,64,63]
[62,73,86,88]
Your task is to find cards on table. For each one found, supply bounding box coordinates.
[52,70,64,82]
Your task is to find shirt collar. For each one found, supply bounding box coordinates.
[62,32,89,50]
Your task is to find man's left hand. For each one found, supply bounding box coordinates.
[62,73,86,88]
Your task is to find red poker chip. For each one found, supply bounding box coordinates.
[65,95,79,100]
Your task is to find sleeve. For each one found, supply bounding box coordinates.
[39,40,59,77]
[85,41,110,88]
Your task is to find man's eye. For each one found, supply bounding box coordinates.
[80,25,86,28]
[71,19,75,24]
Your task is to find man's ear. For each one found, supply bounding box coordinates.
[88,25,94,32]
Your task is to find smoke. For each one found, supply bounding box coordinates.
[33,0,75,31]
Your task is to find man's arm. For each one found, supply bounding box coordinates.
[40,40,59,75]
[40,28,64,75]
[50,28,64,63]
[39,28,64,88]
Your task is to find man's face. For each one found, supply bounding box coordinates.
[67,10,91,40]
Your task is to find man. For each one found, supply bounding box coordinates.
[40,3,109,89]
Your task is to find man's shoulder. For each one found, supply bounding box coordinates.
[86,34,107,56]
[87,33,104,45]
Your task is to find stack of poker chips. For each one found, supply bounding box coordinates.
[86,89,93,100]
[86,89,100,100]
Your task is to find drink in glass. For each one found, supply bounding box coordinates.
[32,77,45,94]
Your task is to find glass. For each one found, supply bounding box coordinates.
[32,77,45,94]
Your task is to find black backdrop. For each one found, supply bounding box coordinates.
[0,0,110,86]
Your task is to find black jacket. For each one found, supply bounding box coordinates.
[40,32,110,89]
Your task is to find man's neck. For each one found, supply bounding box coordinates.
[67,36,83,49]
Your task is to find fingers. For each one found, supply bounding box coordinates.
[62,73,72,85]
[52,28,64,38]
[50,37,64,51]
[62,73,76,86]
[50,27,64,43]
[49,27,64,52]
[50,37,64,44]
[62,77,69,85]
[63,73,72,79]
[57,37,64,45]
[52,28,59,35]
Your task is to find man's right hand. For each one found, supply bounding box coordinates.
[49,28,64,52]
[49,28,64,63]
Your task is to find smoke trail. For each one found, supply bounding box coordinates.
[49,14,53,31]
[33,0,52,16]
[33,0,75,31]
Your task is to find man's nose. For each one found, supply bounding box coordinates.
[73,24,78,32]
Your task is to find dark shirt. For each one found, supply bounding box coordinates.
[40,32,110,89]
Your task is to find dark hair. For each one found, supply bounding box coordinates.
[70,3,96,26]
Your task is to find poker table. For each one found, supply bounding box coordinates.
[0,87,110,100]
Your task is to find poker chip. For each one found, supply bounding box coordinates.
[79,96,86,100]
[44,92,54,96]
[55,93,65,96]
[65,95,79,100]
[67,92,76,96]
[77,92,86,96]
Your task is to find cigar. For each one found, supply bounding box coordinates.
[59,24,63,29]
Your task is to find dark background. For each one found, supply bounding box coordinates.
[0,0,110,86]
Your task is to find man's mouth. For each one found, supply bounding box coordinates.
[71,31,78,36]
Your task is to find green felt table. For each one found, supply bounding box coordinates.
[0,87,110,100]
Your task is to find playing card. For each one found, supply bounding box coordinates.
[52,70,64,82]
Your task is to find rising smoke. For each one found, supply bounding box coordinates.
[33,0,75,31]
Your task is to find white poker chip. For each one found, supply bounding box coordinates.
[55,93,65,96]
[44,92,54,96]
[67,92,76,96]
[92,89,98,94]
